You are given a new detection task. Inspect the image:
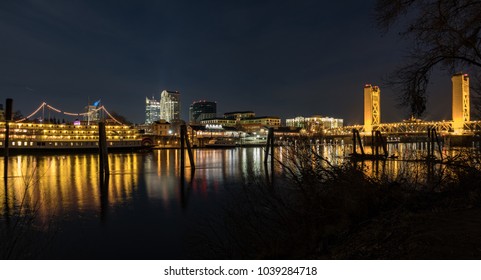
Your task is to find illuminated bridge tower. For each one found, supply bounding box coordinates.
[364,84,381,134]
[452,73,470,133]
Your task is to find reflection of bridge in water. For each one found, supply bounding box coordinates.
[324,73,481,138]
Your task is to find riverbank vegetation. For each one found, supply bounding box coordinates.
[200,141,481,259]
[0,159,57,259]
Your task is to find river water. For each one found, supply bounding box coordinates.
[0,144,476,259]
[0,148,275,259]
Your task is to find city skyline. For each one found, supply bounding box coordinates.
[0,1,457,125]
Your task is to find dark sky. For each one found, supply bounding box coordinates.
[0,0,454,124]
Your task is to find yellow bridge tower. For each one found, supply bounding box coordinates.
[452,73,470,133]
[364,84,381,134]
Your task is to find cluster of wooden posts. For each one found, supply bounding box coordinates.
[351,128,443,161]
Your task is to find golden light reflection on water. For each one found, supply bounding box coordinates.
[0,148,274,219]
[1,145,462,223]
[0,153,140,220]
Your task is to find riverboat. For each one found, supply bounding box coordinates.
[0,121,143,154]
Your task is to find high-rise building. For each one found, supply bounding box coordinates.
[145,96,161,124]
[364,84,381,134]
[189,101,217,123]
[0,103,4,121]
[83,100,101,123]
[160,90,180,122]
[452,73,470,133]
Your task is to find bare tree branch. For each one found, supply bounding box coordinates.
[376,0,481,117]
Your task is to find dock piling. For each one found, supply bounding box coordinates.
[264,128,275,167]
[263,128,275,185]
[352,129,365,156]
[3,98,12,187]
[98,122,110,179]
[180,124,195,178]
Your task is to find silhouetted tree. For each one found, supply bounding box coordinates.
[108,111,132,125]
[13,110,23,121]
[376,0,481,117]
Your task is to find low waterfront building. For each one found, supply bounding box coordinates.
[152,120,171,136]
[200,117,237,127]
[286,116,305,128]
[286,115,343,134]
[240,116,281,132]
[224,111,256,121]
[274,126,302,138]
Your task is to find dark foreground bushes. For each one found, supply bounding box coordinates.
[196,143,481,259]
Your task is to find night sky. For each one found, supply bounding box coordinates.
[0,0,454,124]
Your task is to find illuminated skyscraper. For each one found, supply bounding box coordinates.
[189,101,217,123]
[145,96,161,124]
[0,103,4,121]
[83,100,101,123]
[160,90,180,122]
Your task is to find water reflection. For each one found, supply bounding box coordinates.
[0,148,274,222]
[1,154,138,221]
[0,145,477,258]
[1,144,476,221]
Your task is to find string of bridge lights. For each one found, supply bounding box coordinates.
[16,102,123,125]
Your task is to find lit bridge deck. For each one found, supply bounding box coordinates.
[324,120,481,136]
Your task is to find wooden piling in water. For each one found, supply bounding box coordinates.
[263,127,275,185]
[352,129,365,156]
[264,127,274,166]
[427,128,432,160]
[269,127,274,170]
[3,98,12,186]
[264,132,270,165]
[184,126,195,171]
[98,122,110,177]
[180,124,195,177]
[180,125,185,168]
[352,129,357,155]
[375,131,388,157]
[427,127,443,161]
[433,128,443,160]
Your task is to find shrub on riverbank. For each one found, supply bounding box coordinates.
[0,160,57,259]
[199,142,481,259]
